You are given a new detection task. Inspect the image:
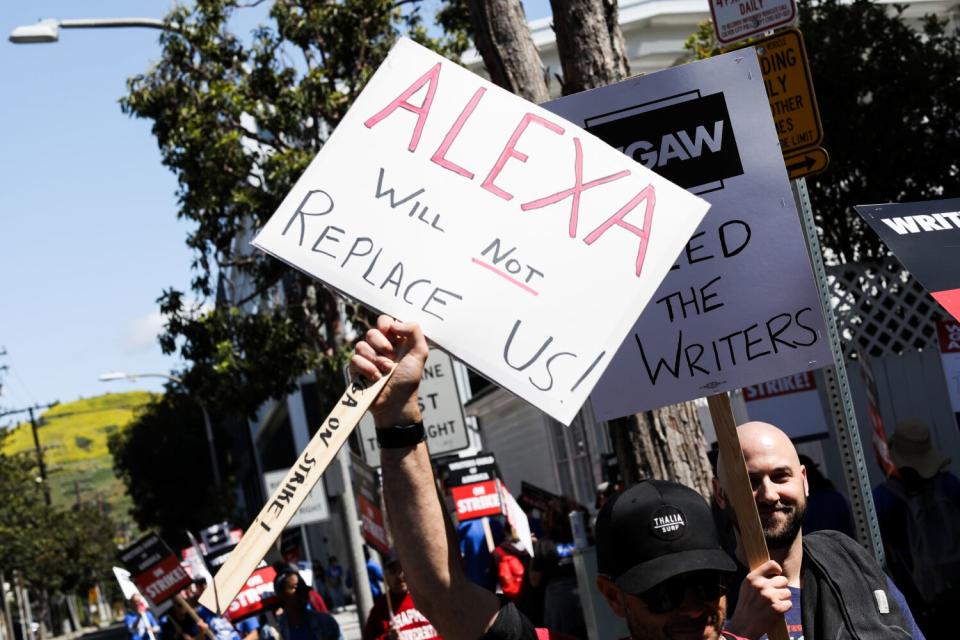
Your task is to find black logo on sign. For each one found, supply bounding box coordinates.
[584,91,743,194]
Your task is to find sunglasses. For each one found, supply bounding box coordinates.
[637,570,728,614]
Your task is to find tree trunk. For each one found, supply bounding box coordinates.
[608,403,713,499]
[549,0,630,94]
[468,0,550,102]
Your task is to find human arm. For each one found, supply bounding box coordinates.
[352,316,502,640]
[885,576,925,640]
[722,560,792,639]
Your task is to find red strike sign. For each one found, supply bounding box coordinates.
[451,480,503,520]
[133,555,192,605]
[224,567,278,621]
[358,494,390,556]
[742,371,815,401]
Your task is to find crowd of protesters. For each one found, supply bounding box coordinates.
[346,315,959,640]
[126,315,958,640]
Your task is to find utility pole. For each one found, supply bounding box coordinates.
[28,408,50,506]
[0,401,59,506]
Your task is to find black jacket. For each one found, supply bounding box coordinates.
[800,530,912,639]
[728,531,915,639]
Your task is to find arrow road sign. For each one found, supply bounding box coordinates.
[785,147,829,180]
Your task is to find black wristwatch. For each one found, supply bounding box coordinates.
[375,421,426,449]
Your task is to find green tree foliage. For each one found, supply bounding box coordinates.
[108,393,234,546]
[0,447,115,595]
[122,0,468,420]
[685,0,960,264]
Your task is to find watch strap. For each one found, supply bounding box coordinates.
[375,421,426,449]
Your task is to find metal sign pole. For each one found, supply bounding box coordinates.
[791,177,885,563]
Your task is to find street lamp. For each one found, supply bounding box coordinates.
[99,372,223,490]
[9,17,169,44]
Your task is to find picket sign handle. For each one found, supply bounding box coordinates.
[174,594,218,640]
[198,369,396,615]
[707,393,790,640]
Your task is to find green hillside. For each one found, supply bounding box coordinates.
[2,391,156,530]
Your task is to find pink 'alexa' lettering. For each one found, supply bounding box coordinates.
[362,61,662,278]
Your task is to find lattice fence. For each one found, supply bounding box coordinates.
[828,260,948,359]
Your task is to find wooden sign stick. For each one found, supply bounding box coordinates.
[198,370,395,614]
[707,393,790,640]
[174,595,217,640]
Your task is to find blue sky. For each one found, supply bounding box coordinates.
[0,1,552,422]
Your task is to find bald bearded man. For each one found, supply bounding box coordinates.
[714,422,925,639]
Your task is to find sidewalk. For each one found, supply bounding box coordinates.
[331,606,363,640]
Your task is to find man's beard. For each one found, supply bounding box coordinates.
[759,500,807,550]
[724,499,806,551]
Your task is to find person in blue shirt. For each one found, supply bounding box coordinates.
[274,568,342,640]
[363,547,385,600]
[124,595,161,640]
[234,616,260,640]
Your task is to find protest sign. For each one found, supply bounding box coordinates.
[451,480,503,520]
[855,198,960,321]
[252,37,710,426]
[543,51,831,419]
[263,469,330,527]
[440,453,500,487]
[113,567,141,601]
[119,533,192,606]
[351,454,391,556]
[710,0,797,45]
[742,372,828,440]
[501,486,534,557]
[199,373,394,614]
[937,320,960,423]
[358,347,469,467]
[223,567,278,622]
[859,354,897,476]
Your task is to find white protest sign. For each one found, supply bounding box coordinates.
[113,567,141,601]
[710,0,797,45]
[263,469,330,527]
[252,38,710,425]
[542,51,832,419]
[358,347,469,467]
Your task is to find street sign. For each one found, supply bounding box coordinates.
[749,29,823,157]
[784,147,828,180]
[710,0,797,45]
[263,468,331,527]
[118,533,192,606]
[357,347,470,468]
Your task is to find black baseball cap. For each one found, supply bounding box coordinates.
[596,479,735,595]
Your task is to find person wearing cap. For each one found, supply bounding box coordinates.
[273,568,343,640]
[714,421,925,639]
[363,556,441,640]
[351,316,745,640]
[873,419,960,637]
